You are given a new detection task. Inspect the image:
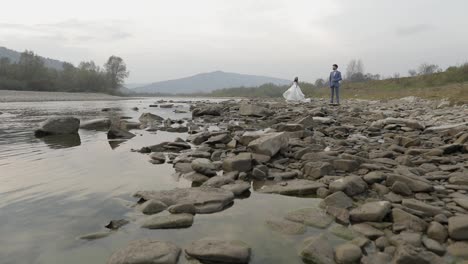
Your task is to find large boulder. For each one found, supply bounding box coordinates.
[448,215,468,240]
[135,187,234,214]
[222,153,252,172]
[139,112,164,126]
[35,117,80,137]
[185,238,251,264]
[349,201,391,223]
[107,239,181,264]
[329,176,368,196]
[248,132,289,157]
[80,118,111,130]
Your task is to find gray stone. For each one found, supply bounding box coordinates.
[426,221,447,243]
[248,132,288,156]
[363,171,386,184]
[351,223,384,239]
[108,126,136,139]
[201,176,234,188]
[389,232,422,247]
[320,191,354,209]
[360,252,392,264]
[265,219,306,235]
[192,105,222,117]
[141,213,194,229]
[107,239,181,264]
[391,181,413,196]
[239,104,271,117]
[150,153,166,164]
[333,159,360,172]
[257,179,325,196]
[35,116,80,136]
[191,158,217,176]
[285,208,334,229]
[422,236,445,256]
[447,241,468,258]
[386,174,433,192]
[141,200,168,215]
[326,206,350,225]
[329,176,368,196]
[182,172,209,183]
[222,153,252,172]
[135,187,234,214]
[393,244,443,264]
[448,215,468,240]
[392,208,427,232]
[167,203,196,214]
[221,181,251,196]
[79,231,112,240]
[185,238,251,264]
[349,201,391,222]
[299,234,336,264]
[334,243,362,264]
[80,118,111,130]
[402,199,445,216]
[303,162,334,180]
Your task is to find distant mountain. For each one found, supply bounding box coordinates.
[0,46,64,70]
[133,71,291,94]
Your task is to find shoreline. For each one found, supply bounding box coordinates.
[0,90,133,103]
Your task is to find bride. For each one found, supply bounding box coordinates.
[283,77,310,102]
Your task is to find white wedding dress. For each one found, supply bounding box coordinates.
[283,82,310,102]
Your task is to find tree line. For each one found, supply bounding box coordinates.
[0,50,129,94]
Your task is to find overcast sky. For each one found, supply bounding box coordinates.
[1,0,467,83]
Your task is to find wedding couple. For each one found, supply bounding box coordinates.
[283,64,342,105]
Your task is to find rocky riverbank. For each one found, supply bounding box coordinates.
[37,97,468,263]
[0,90,127,102]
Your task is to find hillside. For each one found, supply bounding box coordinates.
[0,46,64,70]
[133,71,291,94]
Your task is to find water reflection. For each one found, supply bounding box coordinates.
[41,134,81,149]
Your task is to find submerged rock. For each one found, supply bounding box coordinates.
[265,219,306,235]
[185,238,251,264]
[299,234,335,264]
[107,239,181,264]
[257,179,325,196]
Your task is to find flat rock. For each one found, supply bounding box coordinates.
[285,208,334,229]
[392,208,427,232]
[329,176,368,196]
[386,174,433,192]
[221,181,251,196]
[257,179,325,196]
[140,199,168,215]
[141,213,194,229]
[222,153,252,172]
[402,199,445,216]
[185,238,251,264]
[334,243,362,264]
[320,191,354,209]
[299,234,335,264]
[135,187,234,214]
[349,201,391,222]
[265,219,306,235]
[107,239,181,264]
[351,223,384,239]
[248,132,288,156]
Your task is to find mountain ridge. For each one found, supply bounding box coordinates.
[132,70,291,94]
[0,46,64,70]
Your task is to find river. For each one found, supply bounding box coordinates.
[0,98,330,264]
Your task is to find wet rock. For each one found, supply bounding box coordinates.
[386,174,433,192]
[35,116,80,137]
[80,118,111,130]
[257,179,325,196]
[185,238,251,264]
[320,191,354,209]
[448,215,468,240]
[351,223,384,239]
[393,244,443,264]
[107,239,181,264]
[79,231,112,240]
[265,219,306,235]
[349,201,391,223]
[135,187,234,214]
[334,243,362,264]
[149,152,166,164]
[191,158,217,176]
[421,236,445,256]
[222,153,252,172]
[140,199,168,215]
[426,221,447,243]
[167,203,196,214]
[248,132,288,157]
[141,213,194,229]
[392,208,428,232]
[105,219,129,230]
[303,162,334,180]
[329,176,368,196]
[221,181,251,196]
[299,234,335,264]
[285,208,334,229]
[107,126,136,139]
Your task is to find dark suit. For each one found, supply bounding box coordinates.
[329,70,342,104]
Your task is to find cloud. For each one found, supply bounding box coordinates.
[0,19,133,44]
[396,24,435,36]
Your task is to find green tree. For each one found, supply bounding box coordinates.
[104,56,129,90]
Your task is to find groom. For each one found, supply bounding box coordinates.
[329,64,342,105]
